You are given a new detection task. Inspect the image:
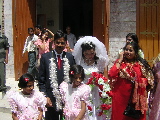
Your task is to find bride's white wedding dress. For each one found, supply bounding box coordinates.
[72,36,109,120]
[80,58,107,120]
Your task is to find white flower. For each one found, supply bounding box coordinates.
[84,68,93,75]
[103,84,111,92]
[90,93,92,98]
[98,78,105,85]
[83,41,93,48]
[101,91,109,98]
[85,71,91,75]
[63,58,70,82]
[49,53,71,111]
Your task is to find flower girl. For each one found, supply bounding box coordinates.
[7,73,46,120]
[60,65,91,120]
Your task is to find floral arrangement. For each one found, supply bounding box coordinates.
[86,72,112,116]
[49,54,70,111]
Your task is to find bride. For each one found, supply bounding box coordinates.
[72,36,109,120]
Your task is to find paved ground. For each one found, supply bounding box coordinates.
[0,78,17,120]
[0,78,39,120]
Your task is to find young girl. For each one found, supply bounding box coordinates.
[34,29,54,68]
[34,28,54,59]
[59,65,91,120]
[7,73,46,120]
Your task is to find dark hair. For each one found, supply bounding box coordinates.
[81,41,99,62]
[41,29,48,34]
[18,73,34,88]
[54,30,67,41]
[126,33,139,44]
[123,42,139,57]
[40,29,49,39]
[28,28,34,32]
[35,25,42,30]
[69,65,85,83]
[123,42,151,71]
[66,26,71,29]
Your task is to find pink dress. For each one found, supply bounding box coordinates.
[59,81,91,120]
[34,39,54,58]
[7,90,47,120]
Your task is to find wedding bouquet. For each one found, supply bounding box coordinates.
[86,72,112,116]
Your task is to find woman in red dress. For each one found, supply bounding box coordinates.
[108,42,154,120]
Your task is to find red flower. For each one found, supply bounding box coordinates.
[98,85,103,91]
[88,72,111,97]
[106,91,113,97]
[96,74,102,80]
[99,92,102,97]
[102,76,108,83]
[86,77,94,85]
[92,72,98,77]
[94,79,99,86]
[87,106,92,111]
[87,72,112,116]
[99,73,103,78]
[70,71,74,75]
[101,104,111,110]
[98,111,103,116]
[24,78,29,82]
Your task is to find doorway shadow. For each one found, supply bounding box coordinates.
[63,0,93,39]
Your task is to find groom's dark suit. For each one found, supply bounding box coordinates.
[39,50,75,120]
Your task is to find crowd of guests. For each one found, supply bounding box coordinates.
[22,25,76,79]
[5,25,160,120]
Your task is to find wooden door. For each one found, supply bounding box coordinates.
[93,0,110,51]
[93,0,110,76]
[13,0,36,80]
[137,0,160,66]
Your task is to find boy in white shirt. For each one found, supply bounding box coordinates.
[23,28,38,78]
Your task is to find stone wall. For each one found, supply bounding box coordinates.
[108,0,136,68]
[4,0,14,78]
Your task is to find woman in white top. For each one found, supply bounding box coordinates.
[119,33,144,58]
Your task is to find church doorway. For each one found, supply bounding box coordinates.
[63,0,93,39]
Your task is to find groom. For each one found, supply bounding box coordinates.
[38,30,75,120]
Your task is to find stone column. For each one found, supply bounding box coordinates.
[4,0,14,78]
[0,0,3,36]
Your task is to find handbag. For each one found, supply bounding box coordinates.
[123,103,142,119]
[123,82,142,119]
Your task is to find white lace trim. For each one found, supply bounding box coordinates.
[49,55,70,111]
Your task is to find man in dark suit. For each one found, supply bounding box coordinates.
[39,30,75,120]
